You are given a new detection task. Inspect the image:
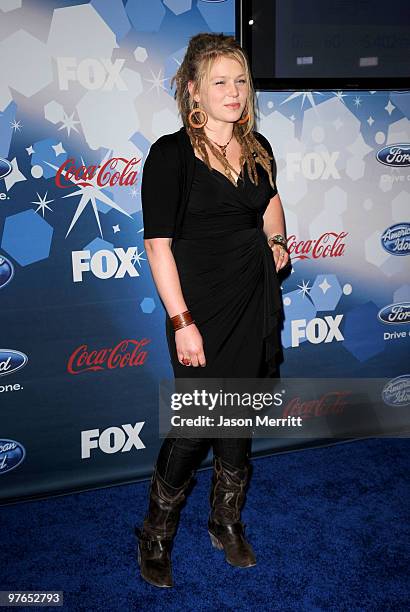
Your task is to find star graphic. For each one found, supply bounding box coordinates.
[4,157,26,191]
[333,91,349,105]
[11,119,23,132]
[26,145,34,155]
[58,111,80,137]
[131,247,146,268]
[367,116,375,126]
[280,91,325,113]
[52,142,66,157]
[113,224,120,233]
[353,96,362,108]
[319,278,331,294]
[32,191,54,217]
[130,186,138,198]
[145,68,168,95]
[297,280,311,298]
[44,151,133,238]
[385,100,395,116]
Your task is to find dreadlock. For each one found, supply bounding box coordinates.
[170,33,276,191]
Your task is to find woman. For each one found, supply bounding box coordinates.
[135,33,289,588]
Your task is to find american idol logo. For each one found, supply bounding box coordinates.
[378,302,410,325]
[0,255,14,289]
[382,375,410,407]
[376,143,410,167]
[0,439,26,475]
[381,223,410,256]
[0,350,28,377]
[0,157,12,180]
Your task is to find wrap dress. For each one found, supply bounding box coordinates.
[142,129,283,379]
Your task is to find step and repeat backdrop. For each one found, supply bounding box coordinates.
[0,1,409,504]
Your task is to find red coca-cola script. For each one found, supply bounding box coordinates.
[55,157,140,189]
[287,232,348,260]
[283,391,349,419]
[67,339,150,375]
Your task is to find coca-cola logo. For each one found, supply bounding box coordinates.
[283,391,349,419]
[287,232,347,260]
[55,157,140,189]
[67,339,150,375]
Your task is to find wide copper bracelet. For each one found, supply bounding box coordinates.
[170,310,195,331]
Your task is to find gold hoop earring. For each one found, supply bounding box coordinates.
[237,111,250,125]
[188,107,208,128]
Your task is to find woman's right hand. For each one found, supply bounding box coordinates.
[175,324,206,367]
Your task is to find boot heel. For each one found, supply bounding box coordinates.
[208,530,223,550]
[208,456,257,567]
[135,468,194,588]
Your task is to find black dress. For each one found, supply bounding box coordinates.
[164,149,283,379]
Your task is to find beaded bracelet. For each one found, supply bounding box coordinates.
[267,233,288,251]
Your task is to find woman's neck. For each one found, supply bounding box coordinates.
[203,124,234,147]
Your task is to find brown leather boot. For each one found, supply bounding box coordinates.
[208,455,256,568]
[135,466,194,588]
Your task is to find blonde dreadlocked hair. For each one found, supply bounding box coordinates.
[170,33,275,190]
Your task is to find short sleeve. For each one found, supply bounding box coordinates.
[141,140,182,239]
[254,131,278,199]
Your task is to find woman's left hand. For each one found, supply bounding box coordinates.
[270,244,290,273]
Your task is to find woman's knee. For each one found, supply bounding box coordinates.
[156,436,210,486]
[212,438,251,468]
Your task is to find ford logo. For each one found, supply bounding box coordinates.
[0,350,28,377]
[376,143,410,167]
[0,255,14,289]
[0,157,12,180]
[378,302,410,325]
[0,439,26,475]
[382,375,410,407]
[381,223,410,256]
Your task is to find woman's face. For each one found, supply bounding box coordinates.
[190,55,248,125]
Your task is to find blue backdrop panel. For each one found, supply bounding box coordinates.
[0,0,409,503]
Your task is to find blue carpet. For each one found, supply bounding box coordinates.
[1,438,409,611]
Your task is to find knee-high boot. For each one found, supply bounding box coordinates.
[208,455,256,568]
[135,465,194,587]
